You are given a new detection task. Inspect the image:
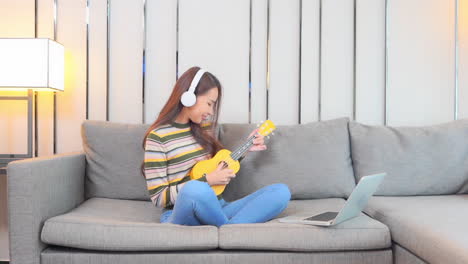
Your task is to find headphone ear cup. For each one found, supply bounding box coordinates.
[181,91,197,107]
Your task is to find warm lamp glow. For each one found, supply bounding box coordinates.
[0,38,64,91]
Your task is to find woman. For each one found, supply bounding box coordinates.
[141,66,290,227]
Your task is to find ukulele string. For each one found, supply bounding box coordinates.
[231,135,256,161]
[221,135,257,168]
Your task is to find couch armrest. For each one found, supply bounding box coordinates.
[7,151,86,264]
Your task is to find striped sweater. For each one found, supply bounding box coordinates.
[143,120,223,209]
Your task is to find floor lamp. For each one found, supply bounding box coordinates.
[0,38,64,174]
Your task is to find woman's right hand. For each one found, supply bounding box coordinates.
[205,161,236,186]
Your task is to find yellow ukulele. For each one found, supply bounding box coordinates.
[189,120,277,195]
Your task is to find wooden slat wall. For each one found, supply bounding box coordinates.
[320,0,355,122]
[250,0,268,124]
[36,0,55,156]
[300,0,320,124]
[355,0,386,125]
[55,0,87,153]
[108,0,144,124]
[178,0,250,124]
[386,0,456,126]
[268,0,300,125]
[88,0,108,122]
[144,0,177,124]
[0,0,465,154]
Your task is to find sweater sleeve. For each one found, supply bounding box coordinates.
[144,131,209,208]
[144,132,172,208]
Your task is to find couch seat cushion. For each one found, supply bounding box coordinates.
[219,199,391,252]
[41,198,218,251]
[365,195,468,264]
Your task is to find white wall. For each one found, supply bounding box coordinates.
[0,0,466,154]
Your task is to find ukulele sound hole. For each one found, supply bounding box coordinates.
[219,161,228,168]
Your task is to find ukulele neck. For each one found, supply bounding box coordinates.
[230,135,256,161]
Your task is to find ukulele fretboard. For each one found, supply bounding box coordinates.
[230,135,256,161]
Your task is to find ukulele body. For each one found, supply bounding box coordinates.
[189,149,240,196]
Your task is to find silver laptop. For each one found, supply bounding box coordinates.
[278,172,386,226]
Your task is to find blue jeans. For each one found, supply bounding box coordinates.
[160,180,291,227]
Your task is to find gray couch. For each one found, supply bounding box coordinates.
[7,117,468,264]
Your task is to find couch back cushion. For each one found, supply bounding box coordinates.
[82,120,151,200]
[349,119,468,196]
[220,117,356,201]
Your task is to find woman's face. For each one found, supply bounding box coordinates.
[187,87,218,124]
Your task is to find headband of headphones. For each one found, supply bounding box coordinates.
[180,68,206,107]
[188,69,206,93]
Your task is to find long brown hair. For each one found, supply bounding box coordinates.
[141,66,224,176]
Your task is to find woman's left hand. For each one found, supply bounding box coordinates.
[247,128,267,152]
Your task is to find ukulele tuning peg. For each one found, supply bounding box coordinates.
[271,132,275,136]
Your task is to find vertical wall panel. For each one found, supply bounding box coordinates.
[0,0,34,154]
[355,0,386,125]
[250,0,268,124]
[108,0,144,124]
[56,0,87,153]
[460,0,468,119]
[88,0,108,121]
[144,0,177,124]
[179,0,250,124]
[269,0,300,125]
[36,0,55,156]
[321,0,355,121]
[300,0,320,123]
[387,0,455,126]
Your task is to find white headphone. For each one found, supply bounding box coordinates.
[181,68,206,107]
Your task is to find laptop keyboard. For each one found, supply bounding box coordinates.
[303,211,338,222]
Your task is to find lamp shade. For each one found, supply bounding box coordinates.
[0,38,64,91]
